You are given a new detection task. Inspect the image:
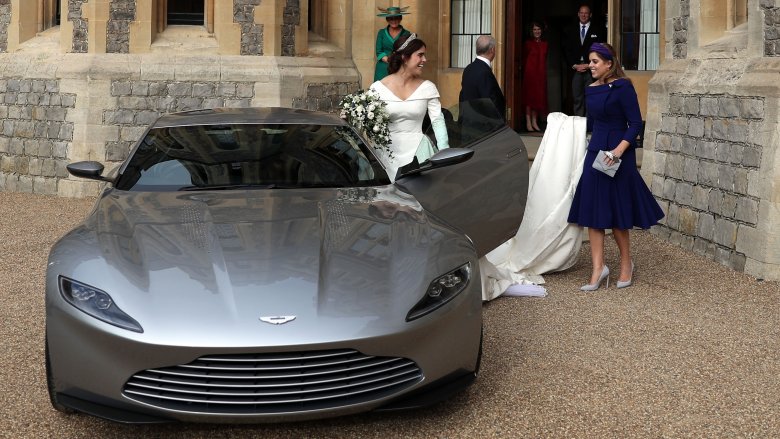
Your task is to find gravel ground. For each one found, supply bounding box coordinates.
[1,192,779,438]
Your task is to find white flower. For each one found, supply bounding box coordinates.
[338,89,392,158]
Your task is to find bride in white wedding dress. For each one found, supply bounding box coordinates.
[369,34,449,180]
[480,112,588,301]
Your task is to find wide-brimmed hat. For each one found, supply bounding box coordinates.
[377,6,410,17]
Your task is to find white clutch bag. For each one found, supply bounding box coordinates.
[592,150,621,177]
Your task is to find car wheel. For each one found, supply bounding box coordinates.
[45,337,75,414]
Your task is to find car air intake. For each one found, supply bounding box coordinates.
[122,349,422,414]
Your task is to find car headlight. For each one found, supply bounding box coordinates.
[406,263,471,321]
[59,276,143,333]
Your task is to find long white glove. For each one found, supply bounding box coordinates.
[431,116,450,150]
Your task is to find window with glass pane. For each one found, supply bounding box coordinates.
[451,0,492,68]
[621,0,659,70]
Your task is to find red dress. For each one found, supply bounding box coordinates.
[521,39,548,114]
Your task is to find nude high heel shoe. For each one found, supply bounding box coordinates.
[580,266,609,291]
[617,261,635,289]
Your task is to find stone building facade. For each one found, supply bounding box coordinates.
[644,0,780,280]
[0,0,778,280]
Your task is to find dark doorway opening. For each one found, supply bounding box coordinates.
[168,0,205,25]
[506,0,607,131]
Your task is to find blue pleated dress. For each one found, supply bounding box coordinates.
[567,78,664,230]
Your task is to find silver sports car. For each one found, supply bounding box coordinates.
[45,100,528,423]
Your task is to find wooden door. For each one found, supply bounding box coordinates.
[504,0,523,130]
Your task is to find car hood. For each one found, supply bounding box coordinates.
[52,187,473,346]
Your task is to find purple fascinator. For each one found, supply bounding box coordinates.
[589,42,613,60]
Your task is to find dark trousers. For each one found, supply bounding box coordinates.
[572,71,595,117]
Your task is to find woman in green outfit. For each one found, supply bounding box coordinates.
[374,6,412,81]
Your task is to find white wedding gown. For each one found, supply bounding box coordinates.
[370,80,447,181]
[480,112,588,301]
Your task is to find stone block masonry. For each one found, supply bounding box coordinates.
[0,50,360,197]
[672,0,689,59]
[107,0,137,54]
[762,0,780,56]
[282,0,301,56]
[651,93,764,272]
[291,82,360,113]
[0,1,9,53]
[234,0,263,55]
[69,0,89,53]
[0,79,77,195]
[104,80,258,163]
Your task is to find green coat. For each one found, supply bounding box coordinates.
[374,26,411,81]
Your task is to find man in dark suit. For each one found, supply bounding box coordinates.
[459,35,506,120]
[564,4,607,116]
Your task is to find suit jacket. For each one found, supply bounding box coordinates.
[459,59,506,119]
[564,21,607,67]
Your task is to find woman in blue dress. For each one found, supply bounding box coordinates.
[374,6,412,81]
[567,42,664,291]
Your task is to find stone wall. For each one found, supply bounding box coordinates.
[0,52,360,197]
[763,0,780,56]
[107,0,136,54]
[104,80,257,163]
[0,0,10,53]
[291,82,359,113]
[282,0,300,56]
[69,0,89,53]
[672,0,690,59]
[234,0,263,55]
[650,93,765,271]
[0,79,77,195]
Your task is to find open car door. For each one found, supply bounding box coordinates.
[394,99,529,256]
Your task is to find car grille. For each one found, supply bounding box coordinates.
[122,349,422,414]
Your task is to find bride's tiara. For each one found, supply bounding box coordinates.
[396,33,417,52]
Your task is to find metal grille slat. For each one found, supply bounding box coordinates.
[143,356,403,380]
[122,349,422,414]
[125,367,421,398]
[177,354,379,372]
[131,360,416,389]
[124,373,421,406]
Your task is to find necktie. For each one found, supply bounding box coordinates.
[581,25,586,43]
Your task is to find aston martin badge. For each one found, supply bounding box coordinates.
[259,315,297,325]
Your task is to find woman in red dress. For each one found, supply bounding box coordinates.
[521,22,549,132]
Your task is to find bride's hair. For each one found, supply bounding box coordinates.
[388,34,426,75]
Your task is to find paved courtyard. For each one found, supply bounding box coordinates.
[1,191,778,438]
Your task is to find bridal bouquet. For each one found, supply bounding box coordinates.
[338,90,392,158]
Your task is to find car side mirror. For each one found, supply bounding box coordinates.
[396,148,474,179]
[66,161,114,183]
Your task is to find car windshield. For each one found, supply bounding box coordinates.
[114,123,390,191]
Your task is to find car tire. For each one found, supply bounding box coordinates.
[474,324,484,376]
[45,336,75,414]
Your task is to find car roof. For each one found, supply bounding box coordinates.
[151,107,348,128]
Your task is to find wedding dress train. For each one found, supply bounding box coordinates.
[480,112,588,301]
